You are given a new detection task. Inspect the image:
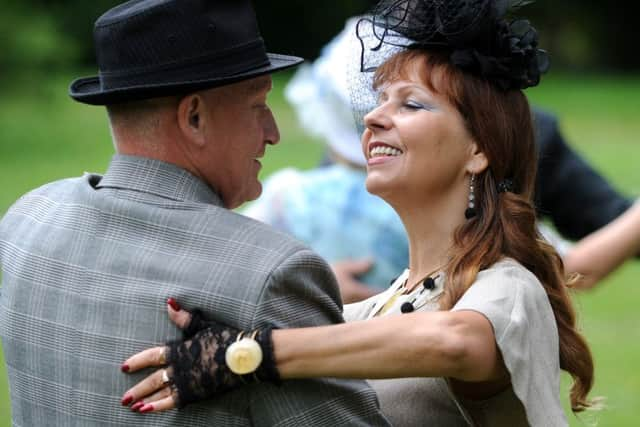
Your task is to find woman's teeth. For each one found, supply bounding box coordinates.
[370,146,402,158]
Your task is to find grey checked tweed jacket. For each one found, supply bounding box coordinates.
[0,155,389,427]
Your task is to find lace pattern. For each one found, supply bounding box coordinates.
[166,310,279,407]
[167,324,241,407]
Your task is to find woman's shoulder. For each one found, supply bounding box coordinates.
[454,260,566,426]
[454,258,557,343]
[473,257,548,303]
[478,257,536,281]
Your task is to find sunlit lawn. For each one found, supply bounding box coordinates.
[0,70,639,426]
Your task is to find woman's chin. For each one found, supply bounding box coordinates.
[365,176,395,200]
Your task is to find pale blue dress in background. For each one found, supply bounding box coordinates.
[244,164,408,290]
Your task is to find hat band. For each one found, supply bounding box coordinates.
[98,39,271,90]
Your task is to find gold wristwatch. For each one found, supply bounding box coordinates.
[225,330,263,375]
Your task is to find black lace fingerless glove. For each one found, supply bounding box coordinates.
[166,320,280,407]
[181,309,213,339]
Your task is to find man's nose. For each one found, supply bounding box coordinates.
[264,108,280,145]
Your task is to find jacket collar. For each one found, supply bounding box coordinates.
[96,154,223,207]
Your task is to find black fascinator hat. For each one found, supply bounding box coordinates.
[357,0,549,90]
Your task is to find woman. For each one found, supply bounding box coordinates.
[248,16,640,300]
[120,1,596,425]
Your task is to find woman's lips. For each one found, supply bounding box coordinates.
[367,141,403,165]
[368,155,400,166]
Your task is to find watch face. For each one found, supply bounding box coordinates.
[226,337,263,375]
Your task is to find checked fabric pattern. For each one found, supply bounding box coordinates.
[0,154,389,427]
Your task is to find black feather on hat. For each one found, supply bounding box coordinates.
[357,0,549,90]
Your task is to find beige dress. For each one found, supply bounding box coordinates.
[343,258,568,427]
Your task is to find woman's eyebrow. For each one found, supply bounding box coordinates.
[376,81,435,103]
[396,83,433,96]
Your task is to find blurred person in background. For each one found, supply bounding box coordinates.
[246,17,639,302]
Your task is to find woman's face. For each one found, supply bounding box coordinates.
[361,58,478,206]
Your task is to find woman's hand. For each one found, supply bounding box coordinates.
[119,299,193,413]
[120,299,279,414]
[330,259,379,303]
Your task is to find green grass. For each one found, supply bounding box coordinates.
[1,70,639,426]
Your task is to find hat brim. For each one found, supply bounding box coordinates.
[69,53,303,105]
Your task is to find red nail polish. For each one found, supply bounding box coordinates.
[140,404,154,413]
[121,363,130,373]
[167,298,181,311]
[121,394,134,406]
[131,401,145,412]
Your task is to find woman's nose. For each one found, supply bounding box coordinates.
[363,104,392,132]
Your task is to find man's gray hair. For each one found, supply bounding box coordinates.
[106,96,182,140]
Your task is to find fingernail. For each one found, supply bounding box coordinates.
[167,298,181,311]
[121,394,134,406]
[139,404,154,413]
[121,363,130,373]
[131,401,145,412]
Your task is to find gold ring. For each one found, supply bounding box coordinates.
[161,369,171,385]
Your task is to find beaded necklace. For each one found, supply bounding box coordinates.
[375,268,442,317]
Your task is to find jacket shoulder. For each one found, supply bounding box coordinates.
[209,206,312,256]
[1,176,85,227]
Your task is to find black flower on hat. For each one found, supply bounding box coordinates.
[358,0,549,90]
[450,19,549,90]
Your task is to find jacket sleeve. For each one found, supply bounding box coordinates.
[533,109,632,240]
[247,247,390,427]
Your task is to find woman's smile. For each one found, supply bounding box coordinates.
[367,141,403,166]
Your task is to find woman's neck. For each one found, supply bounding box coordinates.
[394,196,467,287]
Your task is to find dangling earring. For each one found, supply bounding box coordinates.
[465,174,477,219]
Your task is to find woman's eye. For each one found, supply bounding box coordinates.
[404,101,425,110]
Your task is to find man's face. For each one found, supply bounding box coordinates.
[199,76,280,209]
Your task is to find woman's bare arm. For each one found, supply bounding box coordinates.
[565,200,640,289]
[274,310,505,383]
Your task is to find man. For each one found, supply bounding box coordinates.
[0,1,389,425]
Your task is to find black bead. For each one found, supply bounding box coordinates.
[464,207,477,219]
[497,178,515,193]
[423,277,436,290]
[400,302,415,313]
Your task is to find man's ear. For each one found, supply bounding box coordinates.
[466,141,489,175]
[177,94,206,147]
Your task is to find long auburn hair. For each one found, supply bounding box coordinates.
[374,49,594,412]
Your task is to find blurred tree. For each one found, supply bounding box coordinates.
[524,0,640,71]
[254,1,375,60]
[590,0,640,70]
[32,0,122,65]
[0,0,82,73]
[0,0,636,72]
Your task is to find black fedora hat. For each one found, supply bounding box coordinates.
[70,0,303,105]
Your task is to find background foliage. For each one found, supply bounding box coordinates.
[0,0,639,74]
